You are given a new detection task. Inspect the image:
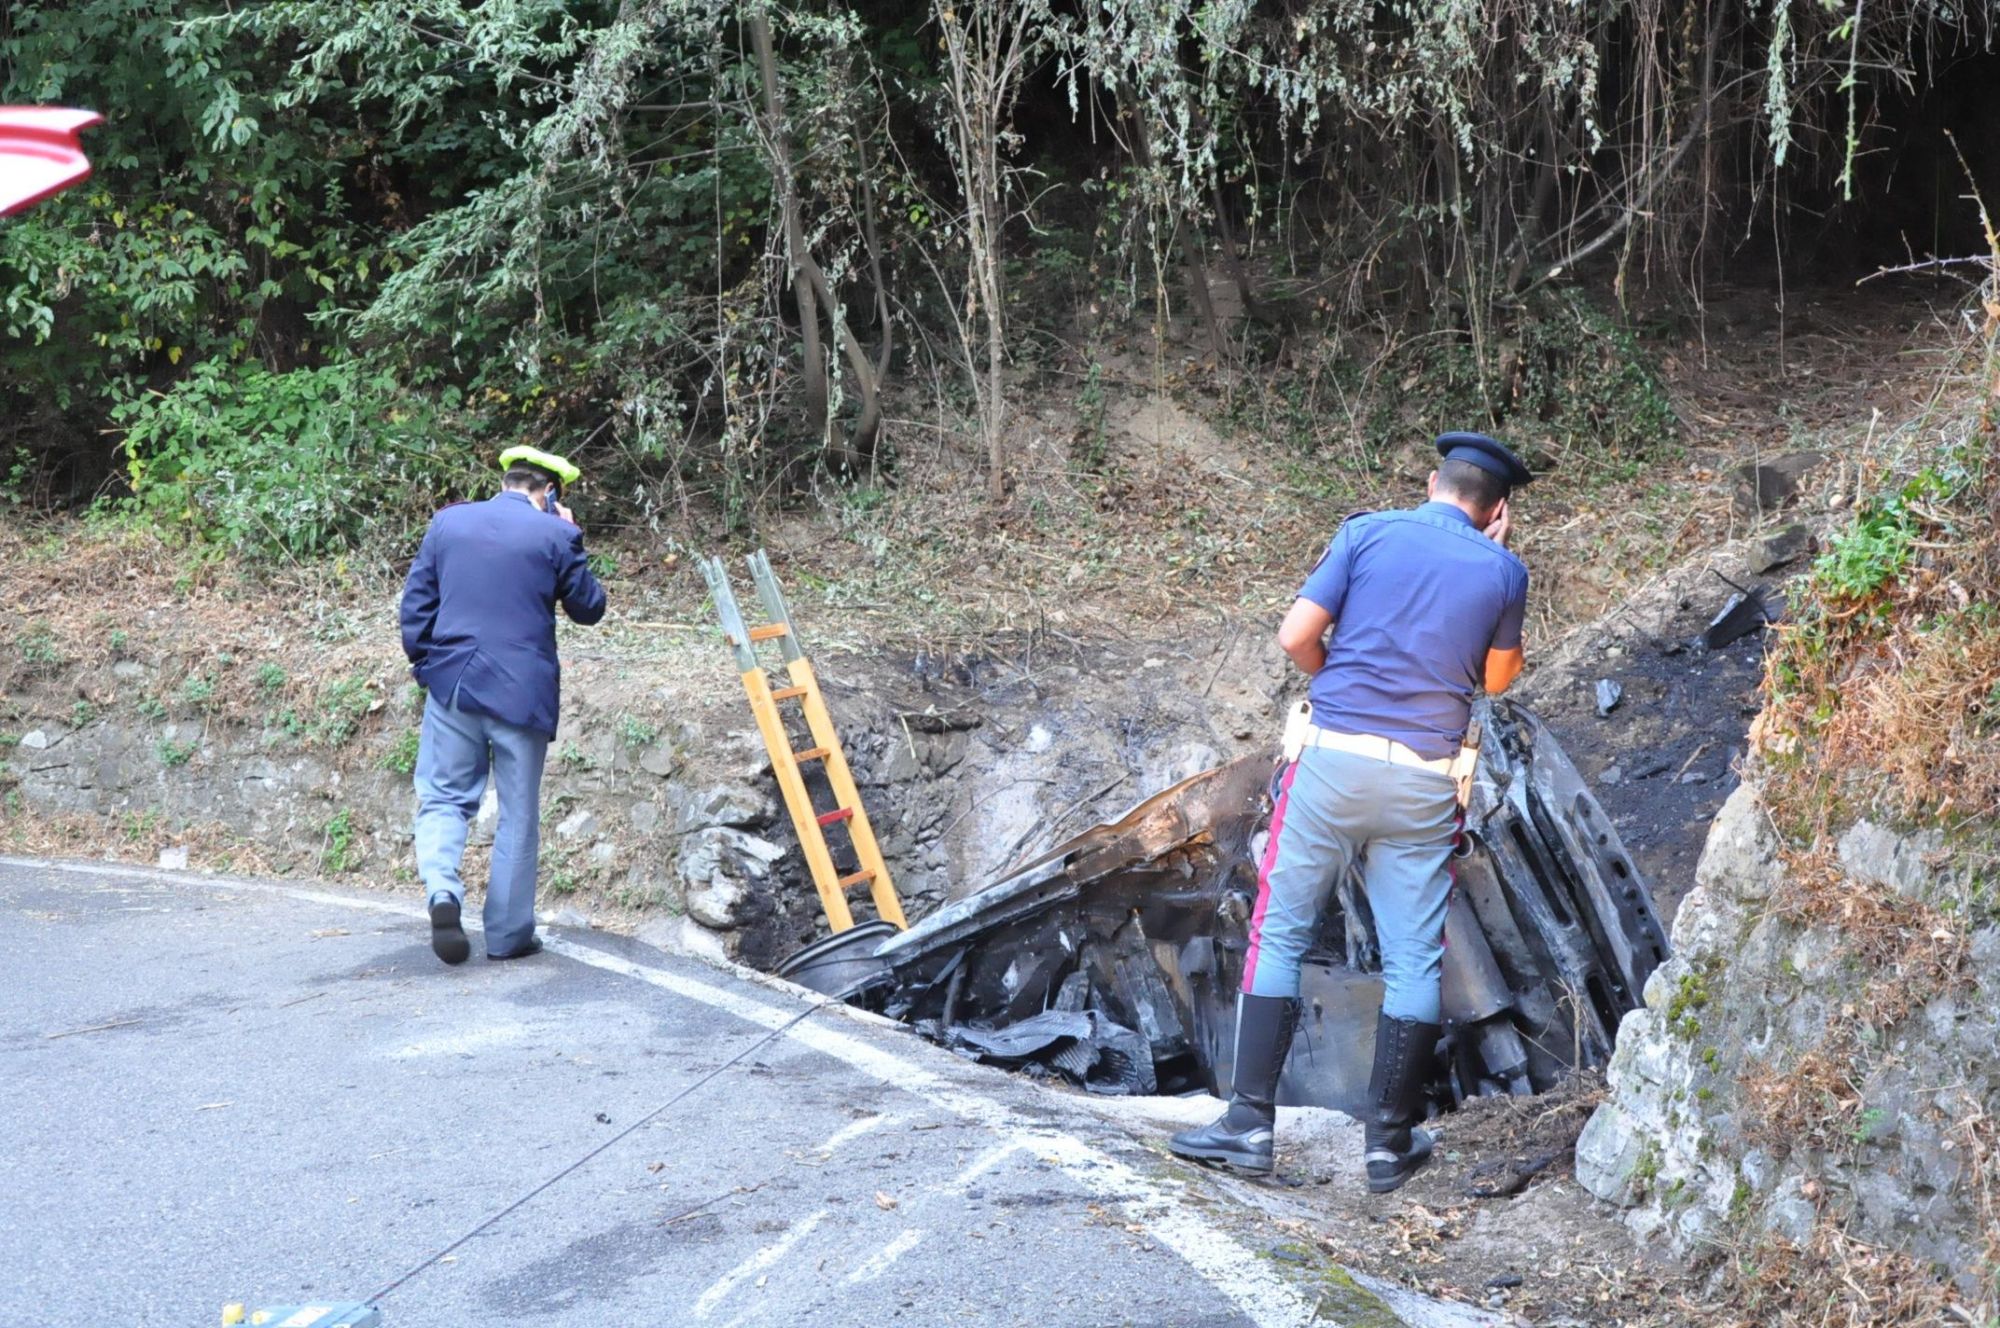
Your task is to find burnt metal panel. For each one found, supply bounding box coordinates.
[798,701,1668,1113]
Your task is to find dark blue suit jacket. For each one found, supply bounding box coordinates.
[399,491,607,739]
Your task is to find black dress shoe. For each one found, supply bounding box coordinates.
[487,935,543,961]
[429,895,470,966]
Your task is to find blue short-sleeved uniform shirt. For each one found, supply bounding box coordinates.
[1298,501,1529,760]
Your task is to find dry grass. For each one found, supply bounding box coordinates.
[1716,1222,1970,1328]
[1755,338,2000,837]
[5,281,1953,700]
[0,523,406,745]
[1820,581,2000,823]
[1735,854,1972,1223]
[1774,852,1973,1017]
[1693,1102,1998,1324]
[0,805,288,878]
[0,392,1723,732]
[761,384,1711,649]
[1740,1042,1859,1156]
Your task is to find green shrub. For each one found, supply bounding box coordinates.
[1073,358,1110,474]
[1808,468,1958,605]
[321,808,357,873]
[256,662,288,693]
[180,675,216,710]
[617,715,658,748]
[111,360,462,559]
[1364,288,1679,464]
[311,675,374,746]
[19,626,63,673]
[381,729,421,775]
[157,737,197,766]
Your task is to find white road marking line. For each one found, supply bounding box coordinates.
[3,858,420,917]
[943,1138,1027,1191]
[692,1209,827,1319]
[7,857,1326,1328]
[845,1228,925,1284]
[814,1112,895,1155]
[387,1023,534,1058]
[529,951,1321,1326]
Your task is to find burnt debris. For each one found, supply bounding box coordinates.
[1702,587,1775,650]
[778,700,1669,1114]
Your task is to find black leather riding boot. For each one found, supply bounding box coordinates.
[1169,994,1297,1175]
[1363,1011,1441,1193]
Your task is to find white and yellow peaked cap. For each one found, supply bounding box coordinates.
[497,445,580,486]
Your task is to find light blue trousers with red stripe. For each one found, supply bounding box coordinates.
[1243,745,1460,1022]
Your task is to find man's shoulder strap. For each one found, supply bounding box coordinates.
[1329,509,1376,543]
[1308,510,1376,572]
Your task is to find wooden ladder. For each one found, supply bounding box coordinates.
[699,551,907,934]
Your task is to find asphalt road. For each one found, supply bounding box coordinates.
[0,857,1344,1328]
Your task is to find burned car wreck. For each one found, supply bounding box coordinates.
[780,699,1669,1113]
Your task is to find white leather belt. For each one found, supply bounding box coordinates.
[1278,701,1480,805]
[1305,726,1457,777]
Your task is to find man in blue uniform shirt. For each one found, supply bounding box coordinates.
[1171,432,1532,1191]
[398,447,608,965]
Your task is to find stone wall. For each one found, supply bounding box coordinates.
[4,632,1289,972]
[4,671,819,964]
[1576,783,1999,1301]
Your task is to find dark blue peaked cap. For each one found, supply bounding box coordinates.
[1435,432,1533,487]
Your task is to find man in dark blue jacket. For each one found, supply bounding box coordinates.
[399,447,608,964]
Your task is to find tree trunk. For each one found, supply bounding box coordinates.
[934,0,1034,502]
[749,8,827,449]
[854,115,894,464]
[1120,88,1228,361]
[984,260,1005,499]
[800,257,877,473]
[1210,185,1270,325]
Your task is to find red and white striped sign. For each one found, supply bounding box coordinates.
[0,107,103,216]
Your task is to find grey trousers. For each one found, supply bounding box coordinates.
[413,694,549,958]
[1242,744,1460,1022]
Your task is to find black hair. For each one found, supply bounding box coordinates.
[1436,457,1507,519]
[502,465,553,493]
